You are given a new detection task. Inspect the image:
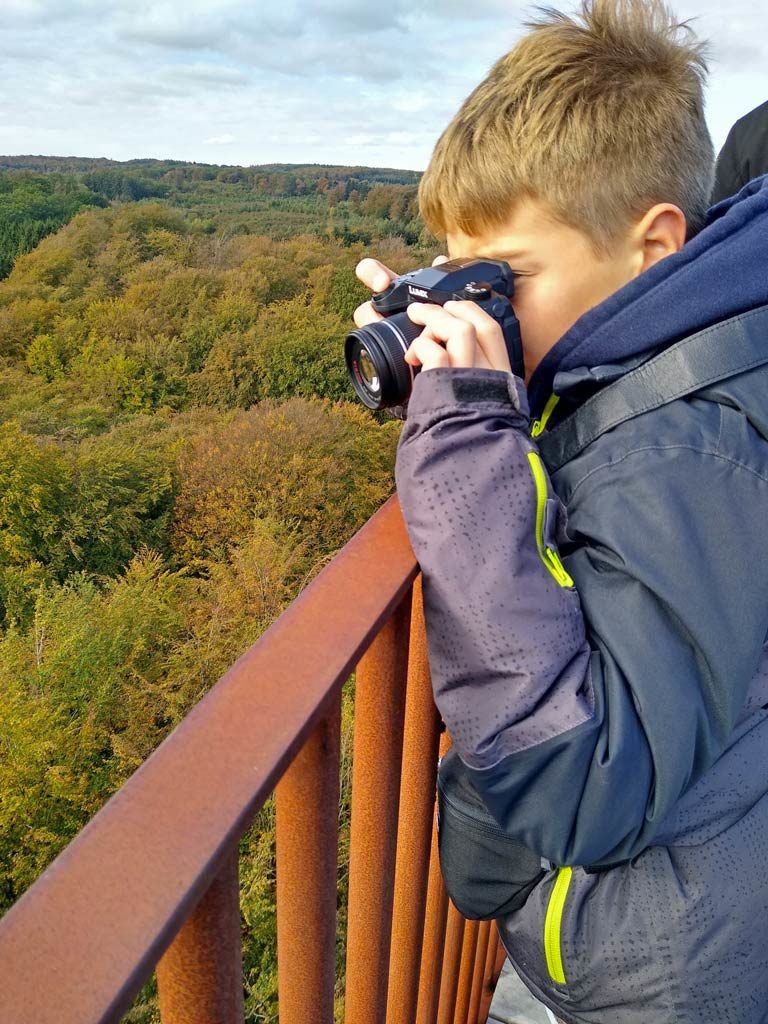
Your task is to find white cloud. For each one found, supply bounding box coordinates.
[392,93,431,113]
[0,0,767,168]
[203,133,237,145]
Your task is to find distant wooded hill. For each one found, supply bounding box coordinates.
[0,155,421,185]
[0,156,425,281]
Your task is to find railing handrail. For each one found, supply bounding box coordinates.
[0,495,418,1024]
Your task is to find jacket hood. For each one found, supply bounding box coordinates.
[527,174,768,417]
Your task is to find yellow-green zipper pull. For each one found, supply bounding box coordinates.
[526,452,574,588]
[545,547,574,588]
[531,393,560,438]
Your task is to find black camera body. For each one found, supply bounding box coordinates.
[345,258,524,410]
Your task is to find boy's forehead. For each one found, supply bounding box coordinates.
[446,198,563,261]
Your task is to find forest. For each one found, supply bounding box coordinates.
[0,156,438,1021]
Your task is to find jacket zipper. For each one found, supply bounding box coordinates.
[526,452,574,588]
[531,393,560,438]
[544,866,572,985]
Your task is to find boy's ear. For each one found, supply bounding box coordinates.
[631,203,687,273]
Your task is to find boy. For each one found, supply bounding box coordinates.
[354,2,768,1022]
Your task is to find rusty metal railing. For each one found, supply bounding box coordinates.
[0,496,508,1024]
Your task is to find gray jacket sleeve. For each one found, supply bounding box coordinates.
[396,367,768,867]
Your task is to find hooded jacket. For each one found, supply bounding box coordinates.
[395,176,768,1023]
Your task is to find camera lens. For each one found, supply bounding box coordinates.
[345,312,423,410]
[358,348,380,394]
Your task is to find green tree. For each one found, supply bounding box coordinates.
[26,332,78,381]
[0,423,175,622]
[0,171,105,279]
[171,397,398,570]
[0,551,192,903]
[252,297,351,402]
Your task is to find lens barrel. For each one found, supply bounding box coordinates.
[345,312,423,410]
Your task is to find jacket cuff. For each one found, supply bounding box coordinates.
[408,367,530,421]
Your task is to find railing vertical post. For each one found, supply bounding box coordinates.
[467,921,492,1024]
[344,592,412,1024]
[387,576,442,1024]
[156,846,244,1024]
[276,694,341,1024]
[453,919,480,1024]
[436,903,465,1024]
[416,730,452,1024]
[477,925,503,1024]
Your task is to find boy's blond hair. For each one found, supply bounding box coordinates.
[419,0,714,250]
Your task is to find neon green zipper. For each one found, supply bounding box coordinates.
[544,866,573,984]
[526,452,574,588]
[531,393,560,438]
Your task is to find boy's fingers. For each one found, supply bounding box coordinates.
[405,333,451,370]
[406,304,477,368]
[355,256,448,306]
[443,300,512,373]
[444,329,476,368]
[356,258,396,293]
[352,300,385,328]
[407,302,476,343]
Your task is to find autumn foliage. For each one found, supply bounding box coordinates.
[0,162,440,1022]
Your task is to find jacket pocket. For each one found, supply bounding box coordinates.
[543,866,573,985]
[526,452,574,588]
[436,749,545,920]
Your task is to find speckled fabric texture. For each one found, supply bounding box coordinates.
[396,369,591,774]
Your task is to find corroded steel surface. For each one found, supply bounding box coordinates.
[453,920,479,1024]
[386,577,442,1024]
[467,921,492,1024]
[344,594,412,1024]
[276,696,341,1024]
[0,497,417,1024]
[416,730,452,1024]
[156,847,244,1024]
[477,926,504,1024]
[437,903,465,1024]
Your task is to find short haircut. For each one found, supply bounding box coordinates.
[418,0,714,250]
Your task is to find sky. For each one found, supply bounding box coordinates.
[1,0,767,171]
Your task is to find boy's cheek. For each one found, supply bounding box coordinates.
[513,283,566,372]
[516,274,604,372]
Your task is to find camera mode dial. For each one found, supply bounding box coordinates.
[461,281,492,300]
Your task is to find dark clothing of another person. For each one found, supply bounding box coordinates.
[712,99,768,204]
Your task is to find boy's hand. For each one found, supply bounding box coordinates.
[404,301,513,373]
[353,255,512,373]
[353,255,449,329]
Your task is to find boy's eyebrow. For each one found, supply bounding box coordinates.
[489,249,531,262]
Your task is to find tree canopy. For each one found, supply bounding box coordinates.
[0,157,442,1022]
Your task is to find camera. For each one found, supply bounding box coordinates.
[345,257,524,410]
